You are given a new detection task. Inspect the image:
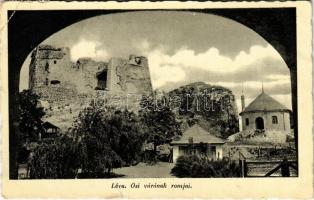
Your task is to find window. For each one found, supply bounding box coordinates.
[45,62,49,72]
[135,57,141,65]
[54,60,57,64]
[245,118,249,126]
[95,70,107,90]
[272,116,278,124]
[50,80,60,85]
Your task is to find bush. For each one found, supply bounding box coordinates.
[80,134,122,175]
[72,100,145,175]
[28,135,81,179]
[171,155,241,178]
[18,146,30,164]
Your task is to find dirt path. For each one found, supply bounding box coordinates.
[113,162,175,178]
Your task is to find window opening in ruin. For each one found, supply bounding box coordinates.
[45,62,49,72]
[272,116,278,124]
[76,60,80,69]
[245,118,249,126]
[95,70,107,90]
[135,57,141,65]
[54,60,57,64]
[45,78,49,86]
[50,80,61,85]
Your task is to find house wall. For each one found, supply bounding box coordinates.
[172,144,224,163]
[241,111,290,133]
[173,145,180,162]
[206,145,223,160]
[215,145,223,160]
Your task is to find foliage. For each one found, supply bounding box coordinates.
[171,155,241,178]
[139,95,182,154]
[18,146,30,164]
[229,129,288,144]
[108,110,146,165]
[28,135,81,179]
[167,82,239,138]
[80,137,122,175]
[72,99,145,175]
[18,89,45,143]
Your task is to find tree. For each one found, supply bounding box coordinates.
[139,95,181,160]
[72,99,145,176]
[28,135,81,179]
[108,110,147,165]
[71,100,121,176]
[18,90,45,143]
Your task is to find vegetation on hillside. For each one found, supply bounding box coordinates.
[167,82,239,138]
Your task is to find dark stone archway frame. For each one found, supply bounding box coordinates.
[7,8,297,179]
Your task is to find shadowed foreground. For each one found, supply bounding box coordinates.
[113,162,175,178]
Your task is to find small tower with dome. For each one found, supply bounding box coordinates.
[240,90,291,133]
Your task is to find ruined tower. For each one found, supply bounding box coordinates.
[29,45,71,90]
[28,44,153,130]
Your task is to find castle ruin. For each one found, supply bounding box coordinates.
[29,44,153,130]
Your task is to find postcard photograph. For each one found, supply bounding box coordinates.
[0,1,312,198]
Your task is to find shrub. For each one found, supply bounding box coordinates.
[72,100,144,175]
[18,146,30,164]
[28,135,81,179]
[171,155,241,178]
[80,134,122,175]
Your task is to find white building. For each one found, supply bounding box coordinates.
[240,91,291,133]
[171,124,225,163]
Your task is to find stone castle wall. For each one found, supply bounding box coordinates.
[29,44,153,130]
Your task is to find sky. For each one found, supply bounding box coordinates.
[20,11,292,111]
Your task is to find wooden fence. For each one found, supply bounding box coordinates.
[238,151,298,177]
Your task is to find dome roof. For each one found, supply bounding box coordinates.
[240,92,290,115]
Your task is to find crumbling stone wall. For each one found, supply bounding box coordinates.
[107,55,152,95]
[29,45,72,89]
[29,44,153,130]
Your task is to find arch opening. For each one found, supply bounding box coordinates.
[8,9,298,179]
[255,117,264,130]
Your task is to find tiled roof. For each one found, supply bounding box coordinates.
[240,92,290,115]
[171,124,225,145]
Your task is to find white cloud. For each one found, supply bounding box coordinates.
[266,74,290,81]
[137,41,291,110]
[70,38,109,61]
[155,44,283,73]
[144,48,186,88]
[69,38,287,111]
[138,39,150,51]
[229,79,289,90]
[139,42,288,89]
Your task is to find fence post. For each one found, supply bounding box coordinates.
[239,159,244,177]
[239,159,247,177]
[243,159,248,177]
[281,158,290,177]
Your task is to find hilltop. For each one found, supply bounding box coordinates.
[166,82,239,138]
